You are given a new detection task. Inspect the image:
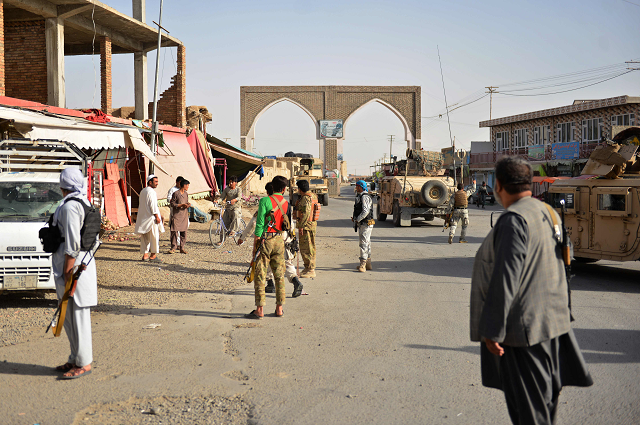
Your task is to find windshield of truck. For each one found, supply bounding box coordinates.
[0,182,63,222]
[310,179,325,185]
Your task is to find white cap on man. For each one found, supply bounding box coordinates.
[147,174,157,182]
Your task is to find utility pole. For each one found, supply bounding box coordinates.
[149,0,166,175]
[485,86,498,121]
[388,135,395,160]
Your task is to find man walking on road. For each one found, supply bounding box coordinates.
[246,175,290,319]
[52,168,98,379]
[169,179,190,254]
[448,180,476,244]
[135,175,164,262]
[239,182,303,298]
[220,175,242,234]
[296,180,317,278]
[477,181,488,209]
[470,157,592,425]
[352,180,374,272]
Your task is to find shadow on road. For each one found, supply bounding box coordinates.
[405,344,480,355]
[0,292,56,309]
[571,262,640,293]
[0,362,58,377]
[361,257,474,279]
[573,328,640,364]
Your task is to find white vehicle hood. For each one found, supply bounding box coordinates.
[0,222,47,254]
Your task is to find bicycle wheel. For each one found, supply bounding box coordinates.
[209,219,226,248]
[232,219,247,245]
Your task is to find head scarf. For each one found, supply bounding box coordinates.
[55,167,88,225]
[60,167,85,193]
[356,180,368,191]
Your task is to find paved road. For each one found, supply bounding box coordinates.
[229,186,640,424]
[1,185,638,424]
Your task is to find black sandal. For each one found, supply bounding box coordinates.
[245,310,263,320]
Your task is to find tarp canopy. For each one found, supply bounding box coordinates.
[206,134,264,181]
[187,130,218,195]
[154,130,212,201]
[0,105,167,174]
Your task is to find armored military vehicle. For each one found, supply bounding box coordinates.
[376,149,456,227]
[548,128,640,262]
[289,157,329,206]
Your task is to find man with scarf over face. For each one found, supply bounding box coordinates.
[52,168,98,379]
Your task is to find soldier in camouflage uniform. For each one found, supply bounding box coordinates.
[245,176,290,319]
[449,180,476,244]
[296,180,317,278]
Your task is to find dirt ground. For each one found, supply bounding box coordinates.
[0,209,260,424]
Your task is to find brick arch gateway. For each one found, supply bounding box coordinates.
[240,86,421,171]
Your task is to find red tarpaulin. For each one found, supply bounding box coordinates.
[187,130,218,195]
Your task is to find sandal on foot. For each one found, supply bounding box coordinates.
[275,309,284,317]
[61,366,92,380]
[55,363,76,372]
[245,310,263,320]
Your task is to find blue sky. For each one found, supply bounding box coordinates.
[64,0,640,174]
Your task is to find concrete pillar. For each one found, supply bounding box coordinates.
[99,36,112,114]
[176,45,186,127]
[132,0,148,120]
[0,0,5,96]
[45,17,65,107]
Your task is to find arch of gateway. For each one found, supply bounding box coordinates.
[240,86,422,172]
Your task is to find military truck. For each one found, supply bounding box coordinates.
[376,149,456,227]
[548,128,640,263]
[289,157,329,206]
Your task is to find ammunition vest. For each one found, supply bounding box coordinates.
[353,193,373,224]
[454,190,468,208]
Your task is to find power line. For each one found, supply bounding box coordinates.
[498,70,634,97]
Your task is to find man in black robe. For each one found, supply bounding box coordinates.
[470,156,592,425]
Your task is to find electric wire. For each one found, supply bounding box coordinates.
[498,70,633,97]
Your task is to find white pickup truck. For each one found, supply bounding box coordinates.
[0,140,87,293]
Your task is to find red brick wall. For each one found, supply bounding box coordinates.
[5,20,47,104]
[148,45,187,128]
[0,2,5,96]
[100,36,112,114]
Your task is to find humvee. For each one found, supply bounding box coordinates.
[548,128,640,262]
[376,149,456,227]
[289,157,329,206]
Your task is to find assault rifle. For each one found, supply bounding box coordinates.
[46,242,100,336]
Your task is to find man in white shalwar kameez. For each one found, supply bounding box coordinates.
[136,175,164,262]
[52,167,98,379]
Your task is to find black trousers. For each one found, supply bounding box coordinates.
[481,331,592,425]
[501,342,561,425]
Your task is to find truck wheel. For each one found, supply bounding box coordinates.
[376,201,387,222]
[424,215,434,221]
[290,193,299,206]
[322,193,329,206]
[421,180,449,208]
[393,201,402,227]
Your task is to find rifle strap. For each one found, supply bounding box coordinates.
[270,195,291,232]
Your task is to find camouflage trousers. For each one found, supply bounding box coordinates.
[358,223,373,261]
[449,208,469,239]
[299,228,316,270]
[254,234,286,307]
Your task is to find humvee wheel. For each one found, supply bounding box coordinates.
[393,201,402,227]
[322,193,329,206]
[290,193,299,206]
[421,180,449,208]
[376,201,387,222]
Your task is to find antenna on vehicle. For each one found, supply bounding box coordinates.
[437,46,456,187]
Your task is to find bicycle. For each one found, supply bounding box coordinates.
[209,202,246,248]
